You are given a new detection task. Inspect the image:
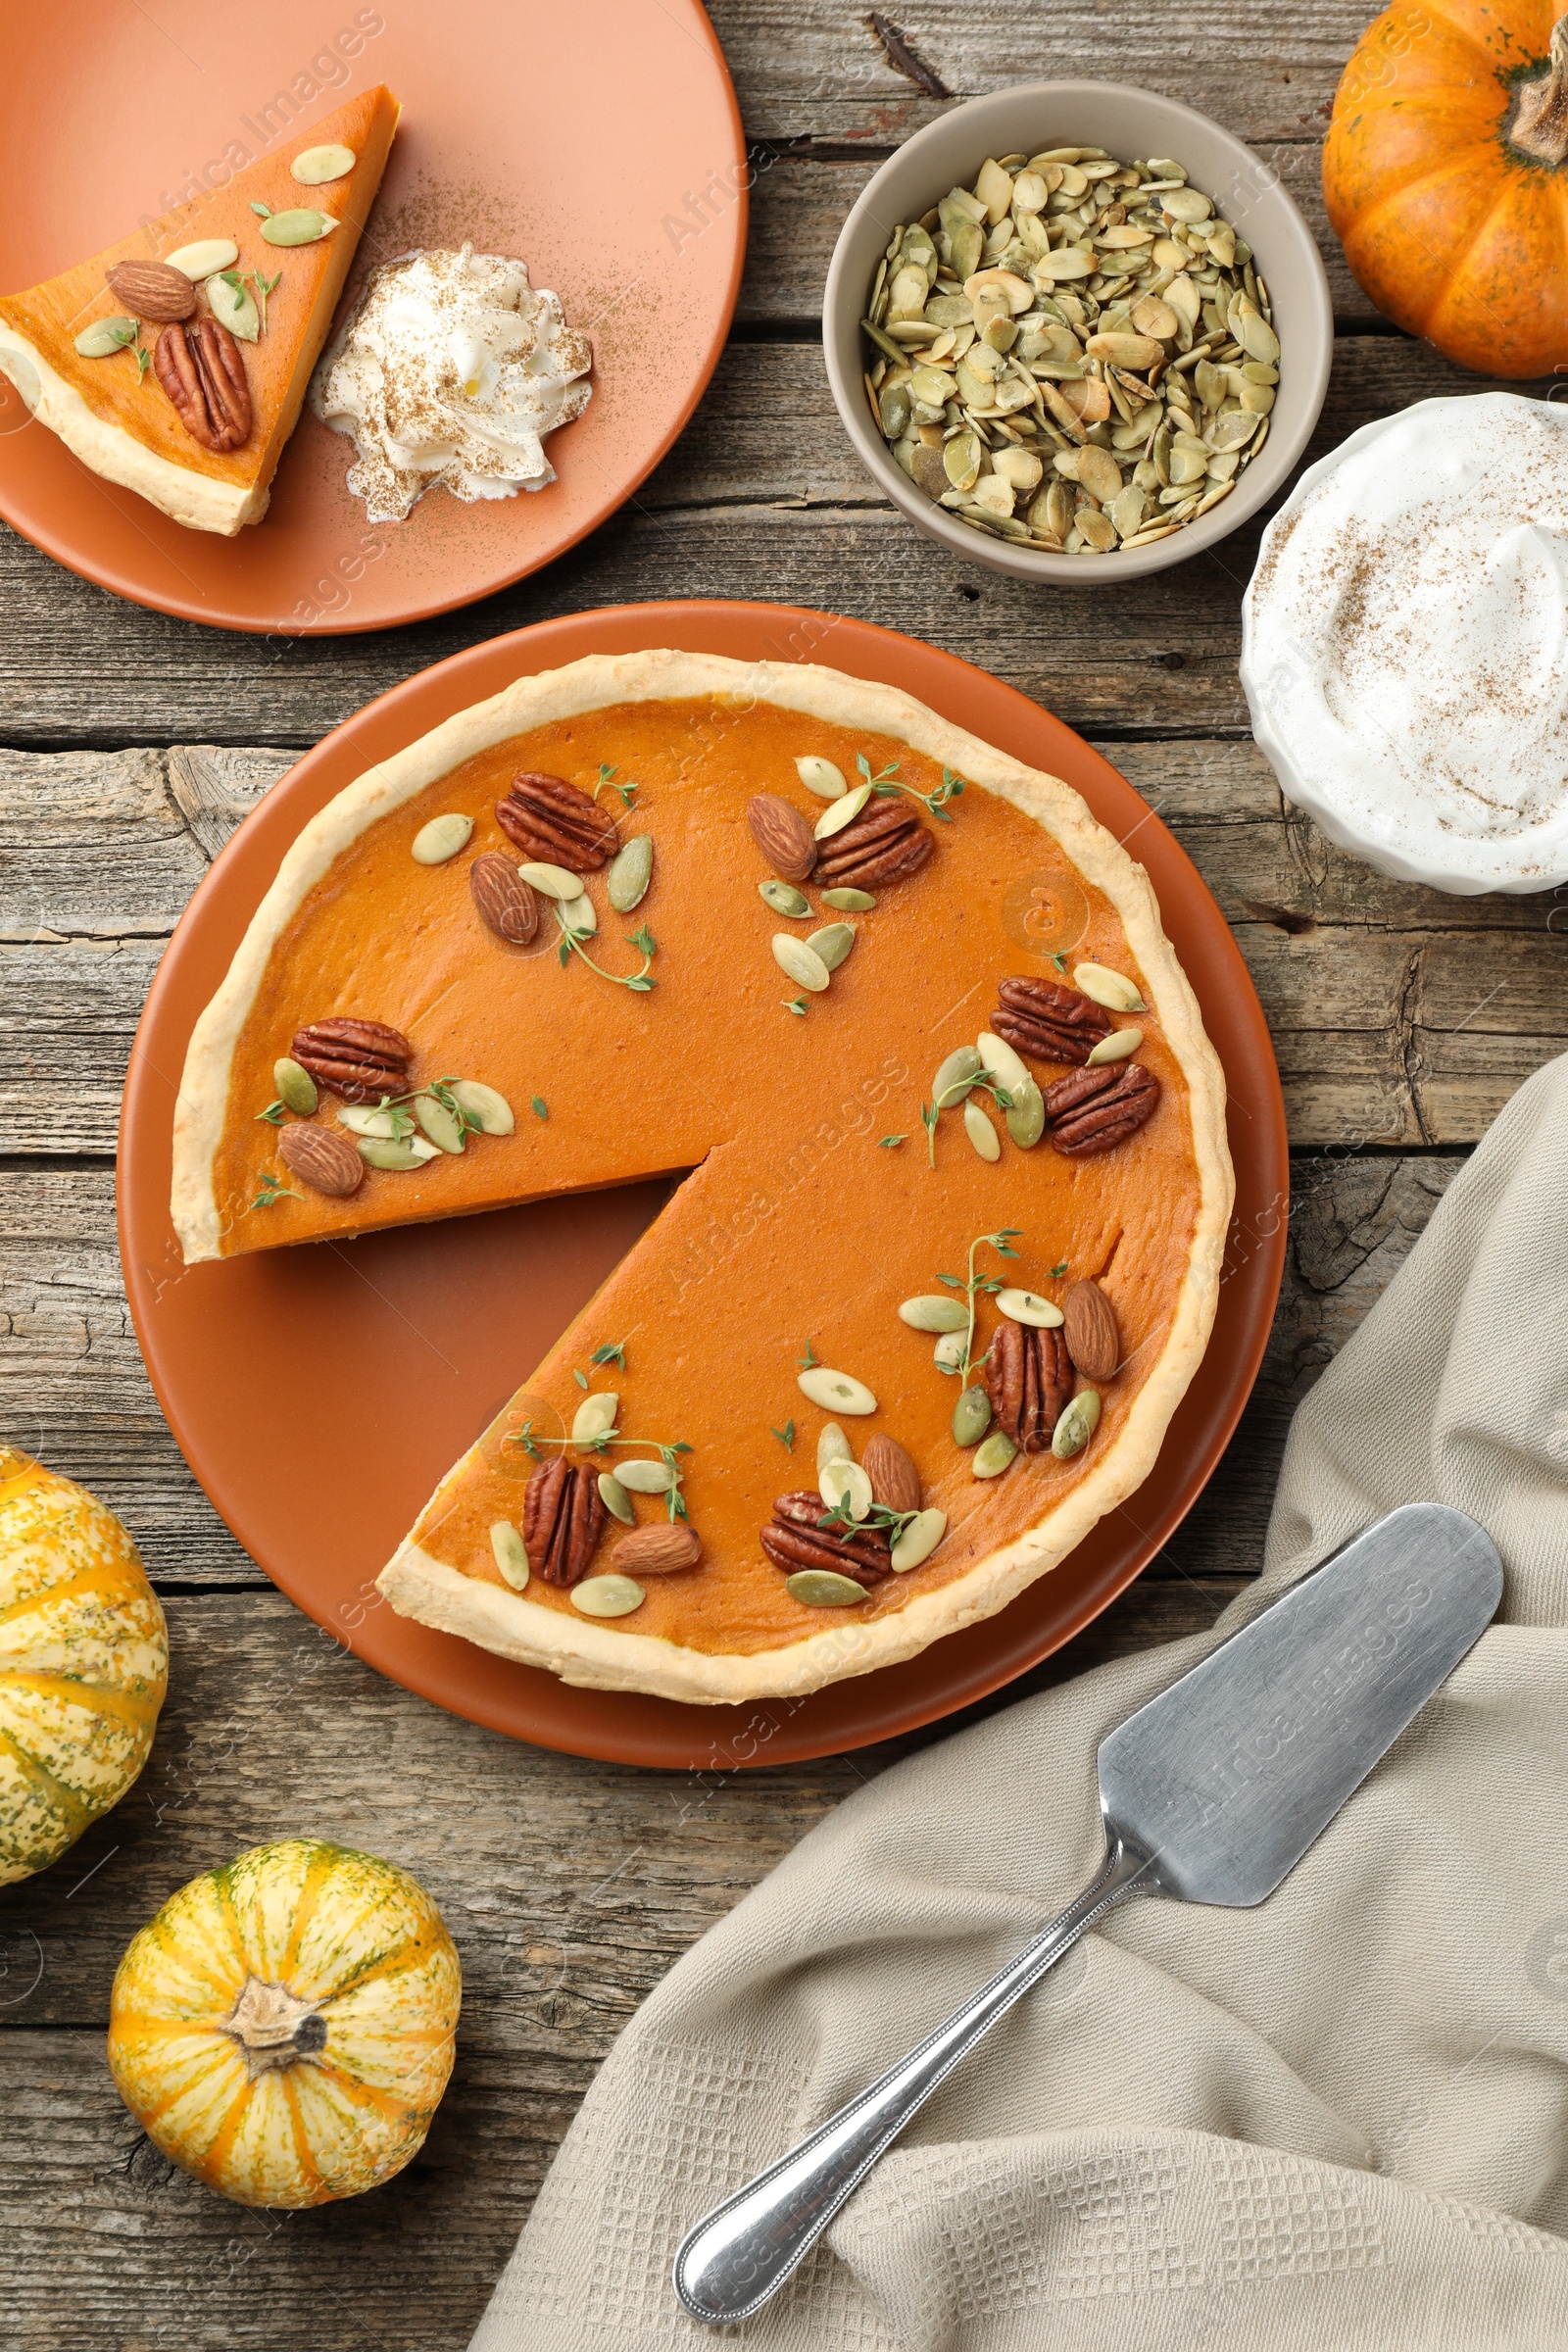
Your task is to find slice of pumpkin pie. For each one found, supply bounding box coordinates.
[0,85,399,536]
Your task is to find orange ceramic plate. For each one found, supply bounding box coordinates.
[120,605,1287,1767]
[0,1,744,633]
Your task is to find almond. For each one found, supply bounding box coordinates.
[862,1433,921,1514]
[277,1123,365,1198]
[612,1522,703,1576]
[469,853,540,946]
[746,794,817,884]
[105,260,197,322]
[1062,1278,1120,1381]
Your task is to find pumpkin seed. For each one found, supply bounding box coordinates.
[415,1095,466,1154]
[996,1287,1065,1327]
[816,1422,853,1471]
[561,892,597,938]
[772,934,831,992]
[357,1138,427,1171]
[1073,962,1146,1011]
[933,1043,984,1108]
[607,835,654,912]
[933,1330,967,1371]
[291,142,357,184]
[571,1391,619,1444]
[488,1521,530,1590]
[447,1079,514,1134]
[861,147,1280,560]
[899,1295,970,1333]
[74,316,138,358]
[337,1102,399,1137]
[760,879,811,917]
[796,755,848,800]
[1086,1027,1142,1065]
[807,922,856,972]
[819,1458,873,1520]
[798,1365,877,1415]
[1005,1075,1045,1149]
[571,1574,645,1617]
[597,1472,635,1525]
[822,887,876,911]
[785,1569,868,1607]
[812,782,873,842]
[617,1458,677,1493]
[260,208,339,247]
[272,1057,318,1115]
[963,1099,1001,1161]
[1052,1389,1102,1458]
[204,272,259,341]
[167,238,238,277]
[891,1507,948,1571]
[953,1385,993,1446]
[973,1431,1018,1478]
[412,811,473,865]
[516,860,583,900]
[976,1030,1031,1096]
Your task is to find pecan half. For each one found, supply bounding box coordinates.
[1044,1062,1162,1156]
[154,316,251,452]
[291,1018,413,1103]
[987,1318,1073,1453]
[812,799,934,890]
[469,853,540,945]
[495,772,619,869]
[522,1457,609,1586]
[760,1492,893,1587]
[991,977,1113,1066]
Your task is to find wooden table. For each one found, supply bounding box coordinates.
[2,7,1553,2342]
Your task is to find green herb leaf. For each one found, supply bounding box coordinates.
[573,1368,589,1389]
[1051,951,1067,972]
[771,1420,795,1450]
[531,1097,549,1120]
[593,760,639,809]
[797,1339,819,1368]
[251,200,272,218]
[252,1173,297,1208]
[784,996,808,1016]
[255,1100,285,1125]
[878,1133,906,1149]
[591,1341,627,1369]
[1051,1260,1068,1277]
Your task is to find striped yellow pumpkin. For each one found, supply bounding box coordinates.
[0,1447,168,1886]
[108,1838,462,2206]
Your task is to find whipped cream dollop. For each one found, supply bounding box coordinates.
[311,244,592,523]
[1242,394,1568,888]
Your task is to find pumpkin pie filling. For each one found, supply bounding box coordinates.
[173,656,1232,1700]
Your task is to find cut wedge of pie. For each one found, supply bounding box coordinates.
[0,86,399,536]
[170,652,1234,1704]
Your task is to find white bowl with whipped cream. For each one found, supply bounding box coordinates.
[311,244,592,524]
[1242,393,1568,895]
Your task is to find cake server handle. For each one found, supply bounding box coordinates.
[671,1837,1152,2326]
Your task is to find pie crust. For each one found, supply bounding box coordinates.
[171,651,1234,1702]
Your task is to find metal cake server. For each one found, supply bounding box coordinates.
[674,1501,1502,2326]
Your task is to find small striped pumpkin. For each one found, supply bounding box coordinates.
[108,1838,462,2206]
[0,1447,168,1886]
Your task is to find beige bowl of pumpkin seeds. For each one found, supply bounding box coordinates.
[824,81,1332,581]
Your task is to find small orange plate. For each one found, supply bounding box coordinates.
[120,604,1288,1768]
[0,1,745,633]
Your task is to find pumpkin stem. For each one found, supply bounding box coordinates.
[221,1975,328,2077]
[1510,18,1568,166]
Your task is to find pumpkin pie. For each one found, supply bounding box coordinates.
[170,652,1233,1703]
[0,86,399,536]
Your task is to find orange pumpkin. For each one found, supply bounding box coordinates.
[1324,2,1568,377]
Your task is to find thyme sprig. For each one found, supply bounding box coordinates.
[253,1172,297,1208]
[509,1422,694,1521]
[935,1228,1022,1387]
[251,268,282,333]
[592,761,639,809]
[816,1493,922,1547]
[555,906,657,992]
[857,752,967,823]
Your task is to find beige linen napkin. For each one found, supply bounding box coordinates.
[474,1057,1568,2350]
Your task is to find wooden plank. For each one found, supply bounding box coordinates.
[0,338,1548,751]
[0,1152,1458,1588]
